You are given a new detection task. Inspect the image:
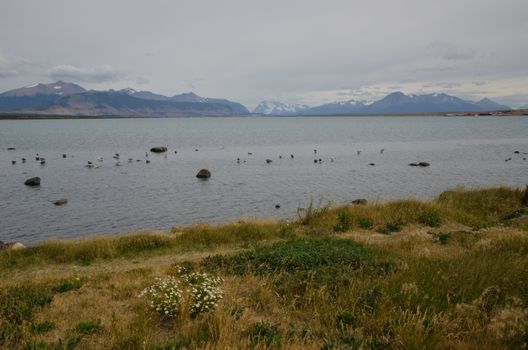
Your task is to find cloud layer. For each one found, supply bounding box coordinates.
[47,64,124,83]
[1,0,527,107]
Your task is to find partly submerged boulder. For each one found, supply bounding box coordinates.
[53,198,68,206]
[351,198,368,205]
[150,146,168,153]
[196,169,211,179]
[24,176,41,187]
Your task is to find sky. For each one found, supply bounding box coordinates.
[1,0,528,109]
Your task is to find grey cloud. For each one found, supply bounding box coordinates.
[135,76,149,85]
[0,0,527,105]
[0,52,28,78]
[422,82,462,89]
[426,41,476,61]
[47,64,125,83]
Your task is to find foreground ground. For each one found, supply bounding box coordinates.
[1,186,528,349]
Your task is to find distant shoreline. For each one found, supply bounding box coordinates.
[0,110,527,120]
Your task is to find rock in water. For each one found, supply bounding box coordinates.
[24,177,41,187]
[266,159,273,163]
[196,169,211,179]
[351,199,368,205]
[53,198,68,206]
[150,146,168,153]
[418,162,430,167]
[7,147,16,150]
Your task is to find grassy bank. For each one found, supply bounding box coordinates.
[1,186,527,349]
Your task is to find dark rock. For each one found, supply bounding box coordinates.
[314,159,318,163]
[53,198,68,206]
[408,163,419,166]
[351,199,367,205]
[24,176,40,187]
[62,154,67,158]
[146,160,150,164]
[7,147,16,150]
[196,169,211,179]
[11,161,16,165]
[150,146,168,153]
[275,204,281,209]
[369,163,375,166]
[418,162,430,167]
[514,151,520,154]
[266,159,273,164]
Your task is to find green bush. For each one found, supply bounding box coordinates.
[378,220,404,234]
[334,209,352,232]
[53,276,83,293]
[358,217,374,229]
[249,321,281,347]
[29,320,55,334]
[337,311,358,327]
[74,319,101,335]
[418,210,442,227]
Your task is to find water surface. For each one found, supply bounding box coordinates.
[1,116,527,244]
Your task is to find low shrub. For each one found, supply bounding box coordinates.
[358,217,374,229]
[334,209,352,232]
[29,320,55,334]
[378,220,404,234]
[418,210,442,227]
[53,275,83,293]
[74,319,101,335]
[248,321,281,347]
[141,269,223,318]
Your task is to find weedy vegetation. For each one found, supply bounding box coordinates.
[0,186,527,349]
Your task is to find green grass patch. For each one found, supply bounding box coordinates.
[53,276,83,293]
[0,284,54,346]
[74,319,101,335]
[202,237,373,275]
[248,321,282,347]
[28,320,55,334]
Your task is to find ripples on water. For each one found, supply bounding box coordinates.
[1,116,527,244]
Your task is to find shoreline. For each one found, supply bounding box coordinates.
[1,110,527,120]
[0,186,527,349]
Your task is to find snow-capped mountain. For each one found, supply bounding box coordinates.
[252,101,309,115]
[300,99,367,115]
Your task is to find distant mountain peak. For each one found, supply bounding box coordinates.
[253,100,309,115]
[0,81,86,97]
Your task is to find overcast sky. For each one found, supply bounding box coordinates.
[1,0,527,108]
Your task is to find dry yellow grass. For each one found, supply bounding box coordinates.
[1,186,527,349]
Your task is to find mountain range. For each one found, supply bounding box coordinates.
[253,92,510,116]
[0,81,511,117]
[0,82,249,117]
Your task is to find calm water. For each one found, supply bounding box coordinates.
[1,116,527,244]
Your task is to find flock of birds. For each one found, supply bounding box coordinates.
[8,147,526,169]
[8,147,389,168]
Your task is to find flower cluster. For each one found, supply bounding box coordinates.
[140,269,223,318]
[183,272,224,316]
[140,276,183,317]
